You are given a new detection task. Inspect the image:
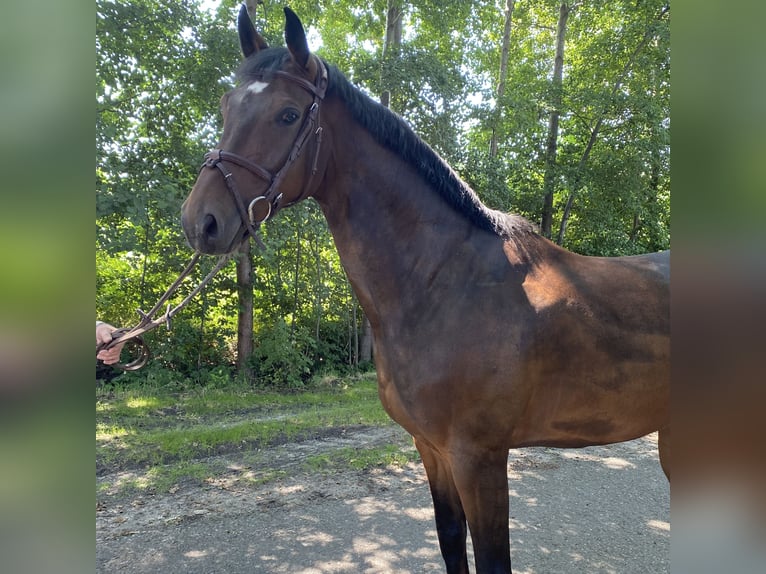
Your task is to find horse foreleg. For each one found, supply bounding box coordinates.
[415,438,470,574]
[451,447,512,574]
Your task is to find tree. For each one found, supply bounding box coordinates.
[555,2,670,247]
[461,0,669,255]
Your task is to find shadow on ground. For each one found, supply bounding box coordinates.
[97,433,669,573]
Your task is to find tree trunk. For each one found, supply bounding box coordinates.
[384,1,402,57]
[351,296,358,367]
[198,289,206,371]
[313,236,322,356]
[290,236,302,341]
[380,0,402,108]
[629,212,641,245]
[139,220,151,310]
[540,2,570,239]
[236,240,253,377]
[556,116,601,245]
[489,0,515,159]
[360,309,373,363]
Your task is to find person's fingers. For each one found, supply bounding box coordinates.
[96,324,115,345]
[97,348,120,364]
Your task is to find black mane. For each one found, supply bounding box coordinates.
[237,48,536,241]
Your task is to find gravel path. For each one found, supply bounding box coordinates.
[96,427,669,573]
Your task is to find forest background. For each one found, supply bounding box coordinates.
[96,0,670,386]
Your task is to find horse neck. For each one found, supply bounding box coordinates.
[312,106,480,327]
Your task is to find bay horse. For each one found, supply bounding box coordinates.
[181,6,670,573]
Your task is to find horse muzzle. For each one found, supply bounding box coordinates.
[181,196,244,255]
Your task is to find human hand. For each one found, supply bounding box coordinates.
[96,322,125,365]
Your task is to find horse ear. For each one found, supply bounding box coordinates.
[284,7,310,69]
[238,3,268,58]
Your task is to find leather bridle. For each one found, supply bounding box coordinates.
[200,56,329,246]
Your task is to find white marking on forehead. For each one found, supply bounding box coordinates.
[246,81,270,94]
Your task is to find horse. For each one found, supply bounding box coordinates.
[181,6,670,573]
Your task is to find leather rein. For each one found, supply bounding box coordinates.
[97,59,328,371]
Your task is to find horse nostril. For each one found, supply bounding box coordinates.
[203,213,219,239]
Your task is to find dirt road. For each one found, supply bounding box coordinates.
[96,426,669,573]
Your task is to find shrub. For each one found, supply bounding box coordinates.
[249,319,314,388]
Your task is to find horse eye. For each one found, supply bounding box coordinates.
[279,109,300,125]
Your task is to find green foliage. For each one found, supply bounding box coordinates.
[249,319,314,388]
[304,444,420,472]
[97,1,669,386]
[460,0,669,254]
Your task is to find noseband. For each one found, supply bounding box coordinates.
[201,57,328,245]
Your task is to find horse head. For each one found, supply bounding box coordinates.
[181,5,328,254]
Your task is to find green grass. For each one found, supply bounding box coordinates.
[96,371,415,498]
[304,444,420,473]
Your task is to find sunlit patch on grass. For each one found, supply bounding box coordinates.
[126,397,161,410]
[304,445,419,473]
[96,423,131,442]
